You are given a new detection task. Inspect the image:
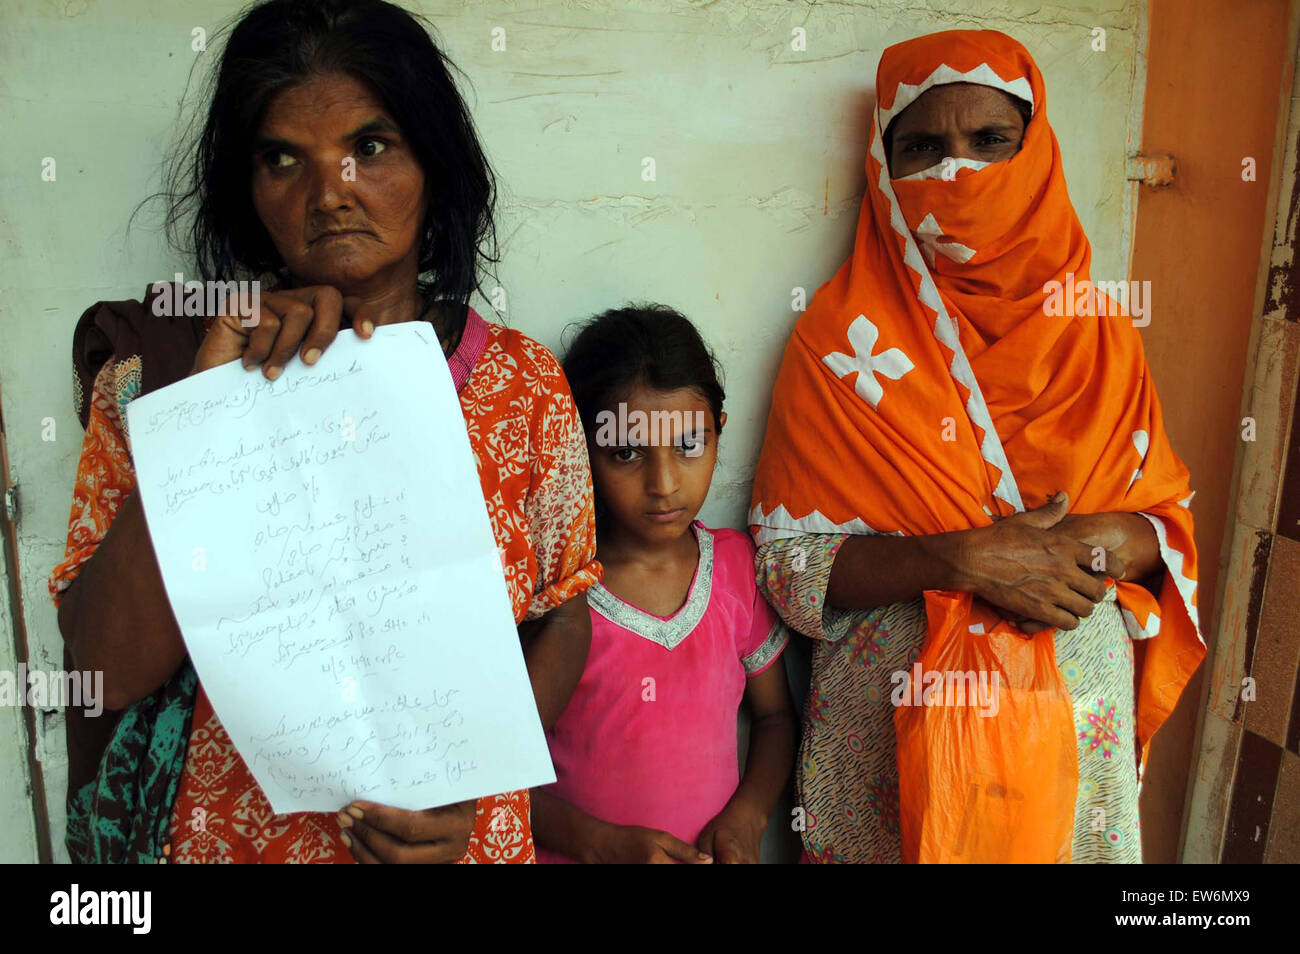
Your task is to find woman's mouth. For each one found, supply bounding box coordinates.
[645,508,685,523]
[311,230,371,245]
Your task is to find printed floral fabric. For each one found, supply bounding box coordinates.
[50,319,600,863]
[757,532,1141,864]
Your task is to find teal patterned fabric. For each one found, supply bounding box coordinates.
[63,288,209,864]
[66,661,198,864]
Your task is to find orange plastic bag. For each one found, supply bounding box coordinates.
[894,590,1078,863]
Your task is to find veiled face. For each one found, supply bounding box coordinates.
[250,72,427,294]
[887,82,1027,179]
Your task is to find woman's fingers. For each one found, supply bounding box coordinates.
[342,295,377,338]
[1007,491,1069,530]
[341,800,474,864]
[297,286,344,364]
[1063,540,1110,589]
[190,313,253,375]
[1059,560,1108,605]
[965,508,1131,633]
[241,298,284,371]
[1007,573,1101,631]
[1054,521,1130,582]
[997,584,1080,631]
[362,799,474,844]
[1097,548,1128,582]
[238,287,354,378]
[262,298,315,379]
[342,825,382,864]
[1019,571,1093,628]
[1052,583,1099,622]
[1065,538,1126,584]
[1070,571,1109,605]
[1030,601,1081,631]
[655,831,713,864]
[347,811,464,864]
[346,815,421,863]
[1061,539,1125,605]
[1009,556,1120,634]
[1029,533,1121,620]
[1007,616,1053,635]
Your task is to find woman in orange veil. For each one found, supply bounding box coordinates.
[750,30,1202,863]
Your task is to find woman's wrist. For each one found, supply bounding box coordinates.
[828,529,975,609]
[918,528,970,593]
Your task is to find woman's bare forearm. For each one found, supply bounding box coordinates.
[56,490,186,710]
[825,531,963,611]
[825,503,1161,623]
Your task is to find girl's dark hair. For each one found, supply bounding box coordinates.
[561,303,726,442]
[157,0,497,314]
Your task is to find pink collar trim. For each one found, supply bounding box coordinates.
[448,306,489,393]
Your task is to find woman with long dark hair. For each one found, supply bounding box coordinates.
[49,0,599,864]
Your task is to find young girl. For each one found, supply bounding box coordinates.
[532,304,797,864]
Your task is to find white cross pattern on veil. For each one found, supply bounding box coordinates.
[823,314,914,409]
[913,212,978,266]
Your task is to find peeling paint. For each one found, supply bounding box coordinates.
[1263,123,1300,321]
[1232,530,1274,723]
[748,187,856,232]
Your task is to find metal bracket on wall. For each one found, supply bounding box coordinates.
[1126,152,1178,187]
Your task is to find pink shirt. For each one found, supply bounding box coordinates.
[538,521,788,863]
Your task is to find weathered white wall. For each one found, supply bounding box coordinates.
[0,534,40,862]
[0,0,1139,862]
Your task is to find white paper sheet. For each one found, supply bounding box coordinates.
[126,322,554,814]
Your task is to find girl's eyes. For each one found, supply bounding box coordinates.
[357,137,387,158]
[608,440,705,462]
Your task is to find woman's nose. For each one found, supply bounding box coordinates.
[944,138,983,162]
[306,157,352,210]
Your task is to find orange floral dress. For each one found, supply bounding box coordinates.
[50,308,600,863]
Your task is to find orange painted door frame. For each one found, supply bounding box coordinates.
[1128,0,1299,862]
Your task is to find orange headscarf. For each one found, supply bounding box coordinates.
[749,30,1203,762]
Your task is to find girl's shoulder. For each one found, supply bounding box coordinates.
[695,521,758,567]
[697,521,751,544]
